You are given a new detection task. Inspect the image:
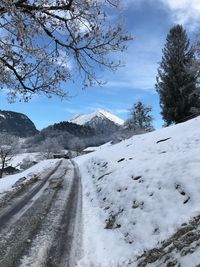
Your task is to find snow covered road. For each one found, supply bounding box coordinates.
[0,159,81,267]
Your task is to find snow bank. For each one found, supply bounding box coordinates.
[0,159,59,195]
[75,116,200,265]
[10,152,43,168]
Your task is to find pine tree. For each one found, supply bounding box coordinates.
[126,101,154,132]
[156,24,198,125]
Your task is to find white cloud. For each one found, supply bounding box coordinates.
[106,0,200,95]
[103,37,161,92]
[125,0,200,30]
[64,104,111,115]
[160,0,200,29]
[64,107,82,114]
[115,109,129,115]
[104,62,157,92]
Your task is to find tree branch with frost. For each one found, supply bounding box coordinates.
[0,0,131,102]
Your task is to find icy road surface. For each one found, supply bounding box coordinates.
[0,159,81,267]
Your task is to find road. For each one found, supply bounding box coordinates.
[0,159,82,267]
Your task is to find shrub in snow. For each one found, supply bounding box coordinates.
[20,157,35,170]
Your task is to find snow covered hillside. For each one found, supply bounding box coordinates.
[0,159,59,195]
[10,152,43,169]
[75,116,200,266]
[69,109,124,126]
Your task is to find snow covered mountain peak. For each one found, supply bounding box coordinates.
[69,109,124,126]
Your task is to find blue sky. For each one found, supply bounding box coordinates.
[1,0,200,130]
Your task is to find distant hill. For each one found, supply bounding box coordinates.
[23,121,96,151]
[44,121,95,137]
[69,109,124,134]
[0,110,38,137]
[24,110,124,151]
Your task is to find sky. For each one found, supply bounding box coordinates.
[1,0,200,130]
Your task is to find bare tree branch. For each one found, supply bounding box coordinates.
[0,0,131,102]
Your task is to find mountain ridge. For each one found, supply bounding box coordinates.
[68,109,124,135]
[0,110,38,137]
[69,109,124,126]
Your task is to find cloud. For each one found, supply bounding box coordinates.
[104,0,200,94]
[104,62,157,92]
[160,0,200,29]
[64,107,82,114]
[64,104,111,115]
[126,0,200,30]
[115,109,129,115]
[103,38,161,92]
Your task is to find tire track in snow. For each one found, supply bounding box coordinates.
[44,161,82,267]
[0,160,73,267]
[0,160,62,231]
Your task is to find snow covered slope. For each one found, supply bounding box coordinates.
[0,159,59,195]
[75,116,200,266]
[69,109,124,126]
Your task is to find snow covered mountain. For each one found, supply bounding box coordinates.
[69,109,124,126]
[75,116,200,266]
[69,109,124,134]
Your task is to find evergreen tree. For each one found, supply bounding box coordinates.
[126,101,154,132]
[156,24,198,125]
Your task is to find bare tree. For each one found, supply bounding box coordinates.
[68,137,85,156]
[0,134,19,178]
[0,0,131,102]
[41,137,62,159]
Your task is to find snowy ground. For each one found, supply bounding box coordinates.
[10,152,44,169]
[75,116,200,266]
[0,159,82,267]
[0,159,59,195]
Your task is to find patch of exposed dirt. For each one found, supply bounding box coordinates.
[136,215,200,267]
